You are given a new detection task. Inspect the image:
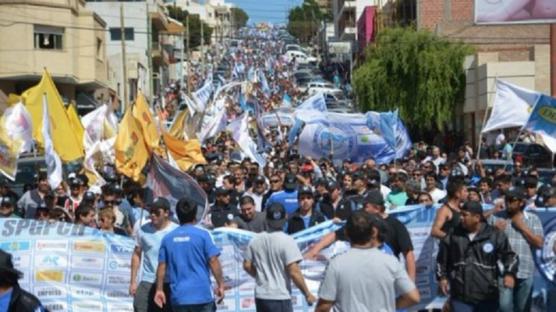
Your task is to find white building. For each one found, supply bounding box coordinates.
[86,0,182,102]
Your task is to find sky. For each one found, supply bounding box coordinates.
[227,0,303,25]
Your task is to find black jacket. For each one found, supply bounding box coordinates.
[8,284,45,312]
[436,222,518,304]
[286,208,326,234]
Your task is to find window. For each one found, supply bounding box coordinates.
[96,38,103,60]
[34,25,64,50]
[109,28,134,41]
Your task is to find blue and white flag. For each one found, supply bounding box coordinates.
[367,110,412,159]
[282,93,292,108]
[192,79,214,112]
[258,70,270,97]
[296,92,327,112]
[227,114,266,168]
[524,95,556,138]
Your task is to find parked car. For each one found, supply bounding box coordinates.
[512,142,554,168]
[284,50,317,65]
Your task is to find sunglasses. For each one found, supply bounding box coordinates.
[270,180,280,183]
[103,200,116,206]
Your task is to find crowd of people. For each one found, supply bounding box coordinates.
[0,26,554,312]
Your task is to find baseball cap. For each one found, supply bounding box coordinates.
[215,187,231,196]
[82,191,96,202]
[298,185,314,197]
[284,174,297,190]
[364,190,384,206]
[0,197,13,207]
[254,175,266,184]
[326,180,340,191]
[151,197,171,211]
[505,188,526,201]
[462,200,483,215]
[352,171,366,181]
[266,202,287,230]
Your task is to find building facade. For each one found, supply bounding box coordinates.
[416,0,551,146]
[0,0,109,108]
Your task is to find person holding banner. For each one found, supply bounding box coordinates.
[437,201,518,312]
[243,202,316,312]
[489,189,544,312]
[315,211,420,312]
[130,197,178,312]
[154,197,224,312]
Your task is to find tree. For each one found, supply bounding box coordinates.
[353,27,473,132]
[231,7,249,30]
[167,6,213,50]
[287,0,323,44]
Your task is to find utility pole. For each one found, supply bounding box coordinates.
[201,15,205,75]
[186,14,191,94]
[120,3,128,113]
[147,3,154,101]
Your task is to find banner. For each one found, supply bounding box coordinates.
[0,219,134,312]
[296,111,396,164]
[475,0,556,24]
[296,93,326,112]
[5,207,556,311]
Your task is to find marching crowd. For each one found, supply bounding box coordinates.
[0,27,554,312]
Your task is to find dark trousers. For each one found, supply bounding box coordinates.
[255,298,293,312]
[451,298,499,312]
[134,281,173,312]
[172,302,215,312]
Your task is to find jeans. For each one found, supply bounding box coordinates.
[499,277,534,312]
[134,281,172,312]
[255,298,293,312]
[172,302,215,312]
[450,298,498,312]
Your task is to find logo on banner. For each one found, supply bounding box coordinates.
[71,272,103,286]
[71,255,105,270]
[35,270,64,282]
[0,241,30,252]
[36,254,66,267]
[34,286,65,299]
[73,240,105,253]
[110,244,133,255]
[36,241,68,252]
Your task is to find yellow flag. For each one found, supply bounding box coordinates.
[0,127,22,181]
[21,69,84,162]
[132,93,160,151]
[168,110,187,140]
[115,108,149,181]
[66,103,85,146]
[163,132,206,171]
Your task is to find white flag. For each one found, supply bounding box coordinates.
[226,114,266,168]
[482,80,539,133]
[42,94,63,189]
[2,101,33,153]
[82,104,107,148]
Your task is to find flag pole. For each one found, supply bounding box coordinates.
[476,77,498,161]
